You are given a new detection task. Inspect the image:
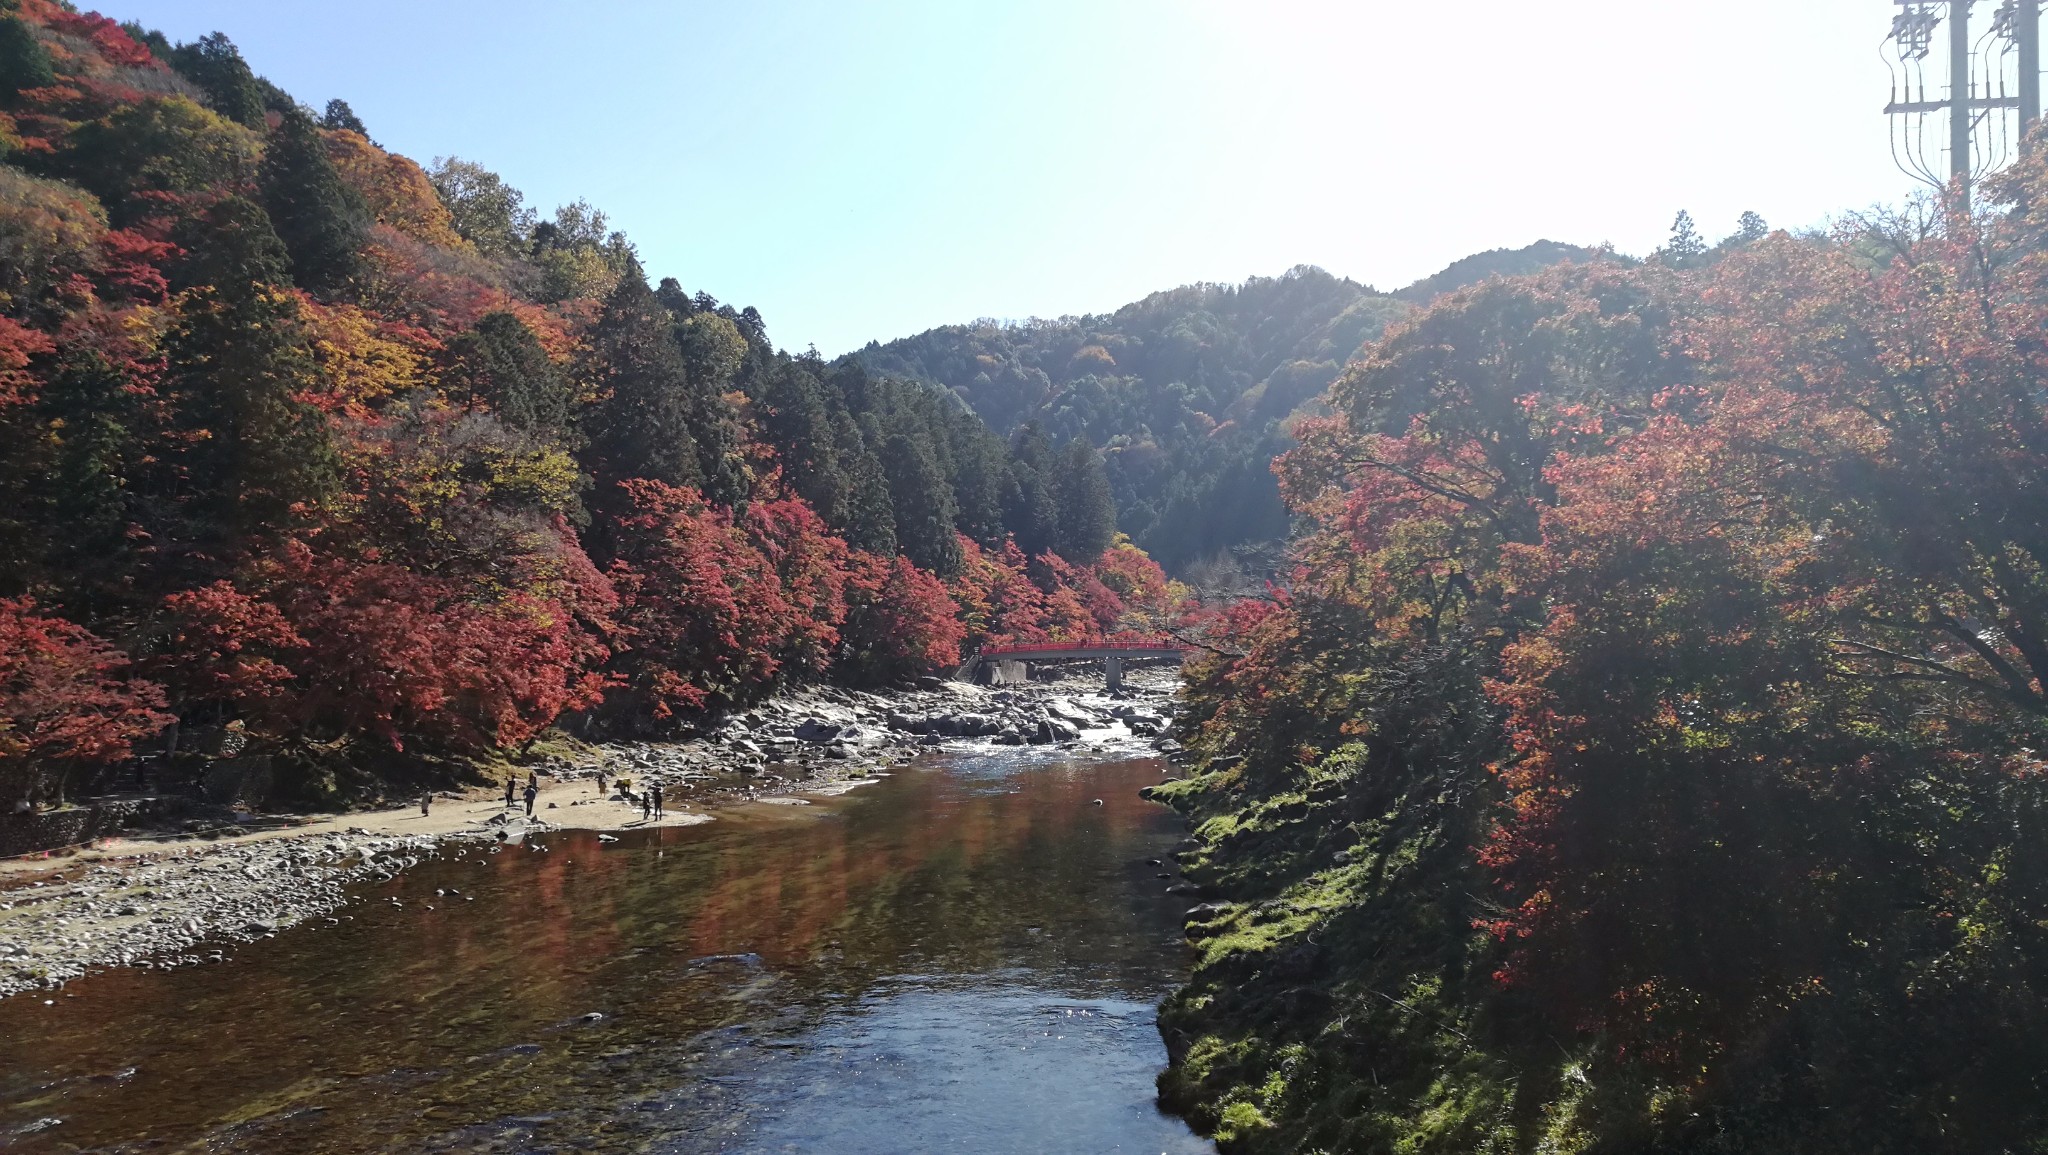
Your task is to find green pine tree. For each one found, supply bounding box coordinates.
[1050,437,1117,561]
[1660,210,1707,269]
[580,271,703,501]
[445,312,575,442]
[170,193,290,291]
[883,431,962,576]
[42,351,137,567]
[259,106,370,295]
[947,412,1008,546]
[761,362,844,517]
[833,413,896,555]
[162,202,337,546]
[1002,423,1059,557]
[165,32,266,127]
[320,98,367,136]
[668,309,750,508]
[0,14,54,100]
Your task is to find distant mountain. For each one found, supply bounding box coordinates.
[855,266,1406,571]
[856,243,1618,572]
[1396,239,1617,303]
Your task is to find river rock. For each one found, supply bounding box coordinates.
[885,712,931,734]
[931,713,1002,738]
[1045,699,1100,728]
[1036,717,1082,744]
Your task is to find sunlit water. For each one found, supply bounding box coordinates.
[0,749,1212,1153]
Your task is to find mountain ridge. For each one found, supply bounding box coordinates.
[851,240,1618,571]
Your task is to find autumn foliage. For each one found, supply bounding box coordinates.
[840,551,967,685]
[0,597,170,806]
[1166,181,2048,1148]
[0,5,1170,803]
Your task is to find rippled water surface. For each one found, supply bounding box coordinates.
[0,750,1212,1153]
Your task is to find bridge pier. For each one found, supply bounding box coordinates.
[994,659,1029,686]
[1103,656,1123,692]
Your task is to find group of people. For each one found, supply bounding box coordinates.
[501,773,539,816]
[589,770,669,822]
[485,769,678,824]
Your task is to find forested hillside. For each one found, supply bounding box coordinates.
[857,246,1610,572]
[0,0,1176,811]
[1151,165,2048,1151]
[1393,238,1609,302]
[856,267,1401,570]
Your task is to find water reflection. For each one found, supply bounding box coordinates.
[0,751,1211,1153]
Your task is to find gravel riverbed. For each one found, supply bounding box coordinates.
[0,670,1181,1000]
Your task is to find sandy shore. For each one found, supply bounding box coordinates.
[4,778,716,871]
[0,671,1180,999]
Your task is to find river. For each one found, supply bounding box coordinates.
[0,747,1213,1153]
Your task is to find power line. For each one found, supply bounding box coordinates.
[1885,1,2041,210]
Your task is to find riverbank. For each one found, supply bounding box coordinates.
[0,669,1180,1000]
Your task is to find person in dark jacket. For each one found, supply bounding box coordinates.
[523,779,538,817]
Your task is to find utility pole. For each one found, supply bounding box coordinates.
[1953,0,1974,206]
[2021,0,2042,148]
[1886,1,2043,211]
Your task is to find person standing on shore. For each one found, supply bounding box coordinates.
[503,778,516,809]
[596,771,607,796]
[420,792,431,817]
[523,778,538,817]
[641,791,653,822]
[652,783,664,818]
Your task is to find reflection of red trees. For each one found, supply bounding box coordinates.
[673,760,1173,966]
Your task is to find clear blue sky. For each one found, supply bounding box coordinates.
[108,1,1918,355]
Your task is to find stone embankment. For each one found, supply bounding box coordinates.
[0,669,1180,999]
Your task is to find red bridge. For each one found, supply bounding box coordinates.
[954,639,1185,689]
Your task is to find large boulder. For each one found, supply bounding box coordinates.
[1045,699,1102,728]
[1123,713,1166,736]
[932,713,1003,738]
[794,719,842,743]
[886,712,934,735]
[1036,716,1082,744]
